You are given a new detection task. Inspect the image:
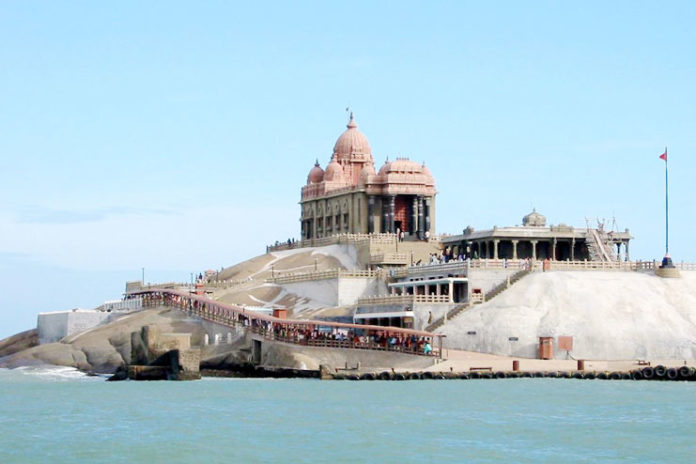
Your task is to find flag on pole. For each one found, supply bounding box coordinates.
[659,150,667,161]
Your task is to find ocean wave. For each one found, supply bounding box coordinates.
[0,366,103,382]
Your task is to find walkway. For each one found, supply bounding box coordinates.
[127,288,444,358]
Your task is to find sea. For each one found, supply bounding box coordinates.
[1,367,694,463]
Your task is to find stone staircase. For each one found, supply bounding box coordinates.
[425,268,531,332]
[587,229,615,262]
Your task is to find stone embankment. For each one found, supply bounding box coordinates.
[322,365,696,382]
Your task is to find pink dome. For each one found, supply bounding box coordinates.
[324,159,344,182]
[307,160,324,184]
[377,158,435,184]
[333,113,372,158]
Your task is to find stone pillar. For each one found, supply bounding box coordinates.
[625,241,630,261]
[493,239,499,260]
[412,196,419,236]
[571,237,575,261]
[424,198,431,235]
[389,195,396,233]
[512,240,518,260]
[531,240,538,261]
[368,196,374,233]
[448,281,453,303]
[382,200,389,234]
[552,238,557,261]
[616,242,622,261]
[418,196,425,239]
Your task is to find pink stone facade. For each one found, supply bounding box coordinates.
[300,114,436,240]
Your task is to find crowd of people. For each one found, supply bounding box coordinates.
[271,324,434,355]
[140,291,437,356]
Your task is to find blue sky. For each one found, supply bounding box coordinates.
[1,1,695,338]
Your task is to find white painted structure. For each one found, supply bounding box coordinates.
[37,309,111,344]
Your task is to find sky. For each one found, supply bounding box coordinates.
[1,1,695,338]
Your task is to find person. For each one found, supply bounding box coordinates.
[425,230,430,241]
[399,230,405,242]
[424,341,432,354]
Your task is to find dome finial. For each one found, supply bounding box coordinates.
[347,111,357,129]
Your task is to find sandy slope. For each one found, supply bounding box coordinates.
[441,271,696,360]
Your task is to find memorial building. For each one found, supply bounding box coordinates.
[300,114,436,240]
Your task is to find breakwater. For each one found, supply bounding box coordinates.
[326,365,696,381]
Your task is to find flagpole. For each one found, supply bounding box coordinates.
[665,146,669,256]
[657,146,678,276]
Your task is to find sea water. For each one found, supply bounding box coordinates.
[1,367,694,463]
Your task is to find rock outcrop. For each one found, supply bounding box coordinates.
[0,308,206,373]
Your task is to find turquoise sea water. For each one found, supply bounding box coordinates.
[1,367,694,463]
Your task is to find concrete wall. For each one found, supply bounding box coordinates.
[412,303,456,331]
[258,337,435,371]
[282,279,339,307]
[37,310,111,344]
[337,277,388,306]
[201,320,246,346]
[468,269,517,294]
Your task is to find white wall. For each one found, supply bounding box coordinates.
[337,278,388,306]
[38,310,111,344]
[412,303,456,330]
[281,279,339,307]
[468,269,517,294]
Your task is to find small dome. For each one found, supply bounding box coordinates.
[359,163,377,185]
[378,160,392,176]
[324,159,344,182]
[307,160,324,184]
[377,158,435,185]
[333,113,372,158]
[421,162,434,179]
[523,209,546,227]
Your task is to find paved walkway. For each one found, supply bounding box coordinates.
[418,348,695,373]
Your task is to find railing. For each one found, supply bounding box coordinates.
[256,327,435,356]
[546,260,696,271]
[266,268,380,285]
[96,297,143,312]
[357,294,452,306]
[392,258,696,277]
[369,252,409,264]
[204,278,256,289]
[267,233,400,253]
[128,288,443,358]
